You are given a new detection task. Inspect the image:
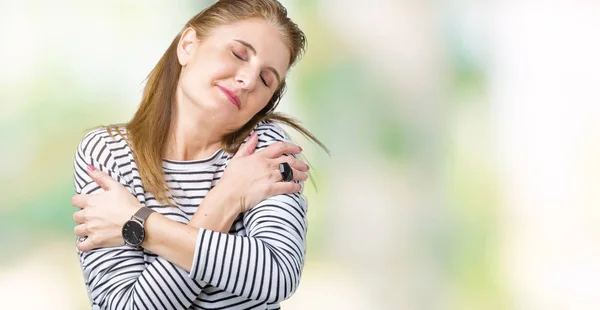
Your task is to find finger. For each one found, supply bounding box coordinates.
[260,141,302,159]
[291,169,308,182]
[232,132,258,159]
[77,238,95,252]
[71,194,90,209]
[71,194,93,209]
[274,157,309,172]
[74,224,88,237]
[73,209,85,224]
[87,164,119,191]
[270,167,307,182]
[269,182,302,196]
[245,132,259,155]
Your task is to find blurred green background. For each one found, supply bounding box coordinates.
[2,0,600,309]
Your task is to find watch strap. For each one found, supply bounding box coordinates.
[132,207,155,224]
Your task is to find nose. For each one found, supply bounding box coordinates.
[235,67,258,90]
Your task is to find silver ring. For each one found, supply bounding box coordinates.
[279,162,293,182]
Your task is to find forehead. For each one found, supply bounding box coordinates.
[207,19,290,74]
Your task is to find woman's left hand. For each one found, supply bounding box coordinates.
[71,165,142,251]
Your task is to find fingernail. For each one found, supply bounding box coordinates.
[299,146,303,152]
[250,132,257,139]
[87,164,96,171]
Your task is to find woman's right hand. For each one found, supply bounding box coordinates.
[211,132,309,214]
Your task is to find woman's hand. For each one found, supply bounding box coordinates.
[208,132,309,214]
[71,166,142,251]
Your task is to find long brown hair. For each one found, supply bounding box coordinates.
[108,0,328,205]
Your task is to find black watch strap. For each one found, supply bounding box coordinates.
[132,207,155,224]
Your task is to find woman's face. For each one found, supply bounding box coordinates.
[176,18,290,132]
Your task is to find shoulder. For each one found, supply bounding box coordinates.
[76,126,132,167]
[73,127,135,193]
[253,120,292,148]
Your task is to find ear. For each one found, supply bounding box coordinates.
[177,27,197,67]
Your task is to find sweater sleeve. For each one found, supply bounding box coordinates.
[74,128,205,310]
[188,122,308,303]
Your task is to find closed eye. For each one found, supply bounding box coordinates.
[260,75,269,87]
[232,51,245,61]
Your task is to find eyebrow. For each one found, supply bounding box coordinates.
[234,39,282,85]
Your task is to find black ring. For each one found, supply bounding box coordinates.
[279,162,293,182]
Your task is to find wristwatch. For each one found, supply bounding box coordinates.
[122,207,155,249]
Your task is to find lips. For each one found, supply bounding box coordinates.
[216,85,241,109]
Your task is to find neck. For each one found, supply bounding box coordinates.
[164,94,227,161]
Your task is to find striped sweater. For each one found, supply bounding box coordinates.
[73,121,307,310]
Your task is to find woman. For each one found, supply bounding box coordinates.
[70,1,326,309]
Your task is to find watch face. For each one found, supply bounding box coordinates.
[122,220,145,247]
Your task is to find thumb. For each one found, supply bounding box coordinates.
[232,132,258,159]
[87,164,118,191]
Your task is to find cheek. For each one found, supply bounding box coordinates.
[203,54,237,80]
[179,70,204,99]
[180,59,223,95]
[185,59,211,83]
[246,94,272,115]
